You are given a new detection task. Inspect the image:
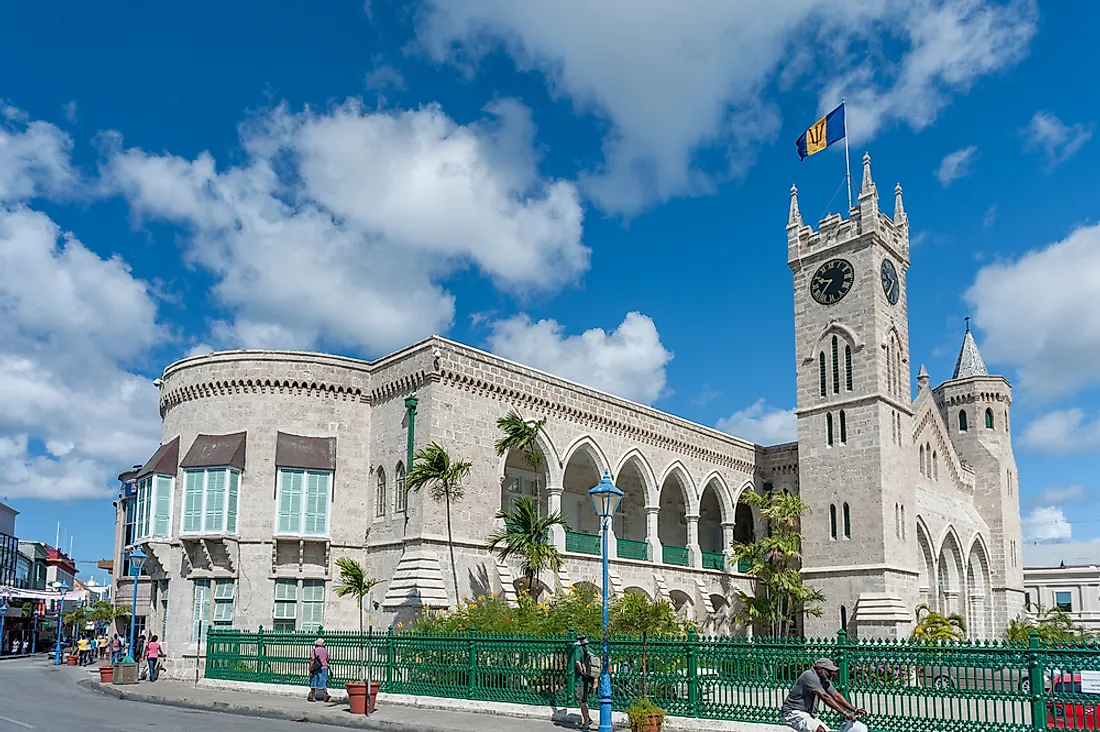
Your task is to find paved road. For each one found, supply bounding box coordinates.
[0,658,349,732]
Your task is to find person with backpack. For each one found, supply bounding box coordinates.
[571,634,598,731]
[308,638,330,702]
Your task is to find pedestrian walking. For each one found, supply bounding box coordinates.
[144,635,162,682]
[21,639,29,654]
[97,634,108,660]
[77,636,91,666]
[781,658,868,732]
[110,634,122,663]
[571,634,597,731]
[308,638,330,702]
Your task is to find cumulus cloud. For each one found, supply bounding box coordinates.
[0,111,162,500]
[936,145,978,186]
[1022,506,1073,543]
[418,0,1036,213]
[717,400,797,446]
[1021,409,1100,454]
[103,98,587,354]
[485,312,672,405]
[1023,111,1093,168]
[967,223,1100,399]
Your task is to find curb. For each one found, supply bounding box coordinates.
[76,678,465,732]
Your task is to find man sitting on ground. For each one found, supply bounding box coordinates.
[781,658,868,732]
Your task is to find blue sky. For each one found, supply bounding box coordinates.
[2,0,1098,577]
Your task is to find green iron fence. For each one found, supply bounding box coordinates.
[617,538,648,561]
[701,551,725,570]
[662,544,690,566]
[565,531,600,555]
[207,627,1100,731]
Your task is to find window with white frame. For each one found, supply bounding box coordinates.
[213,579,235,626]
[375,468,387,518]
[272,579,325,632]
[192,579,210,642]
[275,468,331,536]
[135,475,174,541]
[181,468,240,535]
[394,462,407,513]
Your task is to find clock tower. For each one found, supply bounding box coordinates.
[787,153,917,638]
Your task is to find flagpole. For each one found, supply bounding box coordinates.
[842,97,853,211]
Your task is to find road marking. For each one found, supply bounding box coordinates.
[0,715,35,729]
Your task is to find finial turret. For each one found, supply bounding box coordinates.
[917,364,930,391]
[894,183,907,225]
[952,320,988,379]
[788,184,802,228]
[861,152,875,196]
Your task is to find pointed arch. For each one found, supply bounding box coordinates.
[561,435,611,475]
[698,471,735,524]
[730,480,757,507]
[966,534,992,640]
[657,460,699,515]
[801,320,865,364]
[937,526,965,615]
[613,448,660,508]
[915,518,935,603]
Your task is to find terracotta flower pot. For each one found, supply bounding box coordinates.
[630,713,663,732]
[99,665,114,683]
[345,681,381,715]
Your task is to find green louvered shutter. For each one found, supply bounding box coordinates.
[183,471,203,534]
[226,471,240,534]
[277,469,303,534]
[303,471,329,536]
[153,476,172,537]
[205,469,226,533]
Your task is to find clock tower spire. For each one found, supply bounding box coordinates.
[787,153,916,639]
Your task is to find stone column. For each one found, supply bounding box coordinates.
[546,486,565,552]
[645,506,661,564]
[721,521,736,572]
[686,513,702,569]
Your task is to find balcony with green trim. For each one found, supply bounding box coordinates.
[565,531,600,556]
[661,544,690,567]
[616,537,648,561]
[701,551,725,571]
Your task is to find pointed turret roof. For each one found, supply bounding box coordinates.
[952,318,988,379]
[788,184,802,227]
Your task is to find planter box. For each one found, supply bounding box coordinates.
[112,663,139,685]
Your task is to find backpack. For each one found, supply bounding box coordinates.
[584,649,602,679]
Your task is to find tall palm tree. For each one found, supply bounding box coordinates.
[334,557,381,683]
[487,496,570,600]
[911,604,966,641]
[494,411,547,496]
[406,442,472,606]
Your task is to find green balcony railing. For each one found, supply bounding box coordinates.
[565,531,600,555]
[737,556,752,573]
[661,544,689,566]
[616,538,648,561]
[208,626,1090,731]
[701,551,725,570]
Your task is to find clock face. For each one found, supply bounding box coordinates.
[881,258,900,305]
[810,259,855,305]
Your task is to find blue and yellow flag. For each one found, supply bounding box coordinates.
[796,103,846,161]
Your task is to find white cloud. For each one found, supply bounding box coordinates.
[982,204,997,229]
[485,312,672,405]
[717,400,797,446]
[103,98,587,354]
[1021,409,1100,454]
[418,0,1036,213]
[62,100,78,124]
[365,57,406,93]
[1023,111,1093,168]
[0,111,162,500]
[966,222,1100,399]
[936,145,978,186]
[1022,506,1073,543]
[1033,484,1086,506]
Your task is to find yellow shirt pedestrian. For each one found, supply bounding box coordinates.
[77,638,90,652]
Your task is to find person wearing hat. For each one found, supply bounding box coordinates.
[780,657,867,732]
[570,634,596,730]
[308,638,330,702]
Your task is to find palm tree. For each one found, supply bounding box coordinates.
[487,496,570,600]
[62,607,88,641]
[494,411,547,496]
[406,442,472,606]
[333,557,381,683]
[911,604,966,641]
[89,601,131,635]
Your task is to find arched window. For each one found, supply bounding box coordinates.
[843,503,851,538]
[826,413,834,446]
[932,451,939,482]
[840,605,848,631]
[819,352,827,397]
[832,336,840,394]
[919,444,926,476]
[985,408,994,430]
[394,462,407,513]
[830,504,838,539]
[839,410,847,444]
[845,345,853,391]
[959,410,968,432]
[375,468,387,518]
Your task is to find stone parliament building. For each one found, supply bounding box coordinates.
[112,154,1024,676]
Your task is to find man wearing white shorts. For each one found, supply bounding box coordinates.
[781,658,869,732]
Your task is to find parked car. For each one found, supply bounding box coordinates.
[1048,673,1099,730]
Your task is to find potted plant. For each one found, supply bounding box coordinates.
[627,698,666,732]
[98,663,114,682]
[333,557,381,715]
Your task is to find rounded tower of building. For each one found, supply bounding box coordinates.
[932,320,1025,630]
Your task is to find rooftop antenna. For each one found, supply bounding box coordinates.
[964,315,970,333]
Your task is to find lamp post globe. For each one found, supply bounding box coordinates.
[125,547,147,664]
[588,470,623,732]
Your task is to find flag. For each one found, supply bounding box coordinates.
[796,103,845,161]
